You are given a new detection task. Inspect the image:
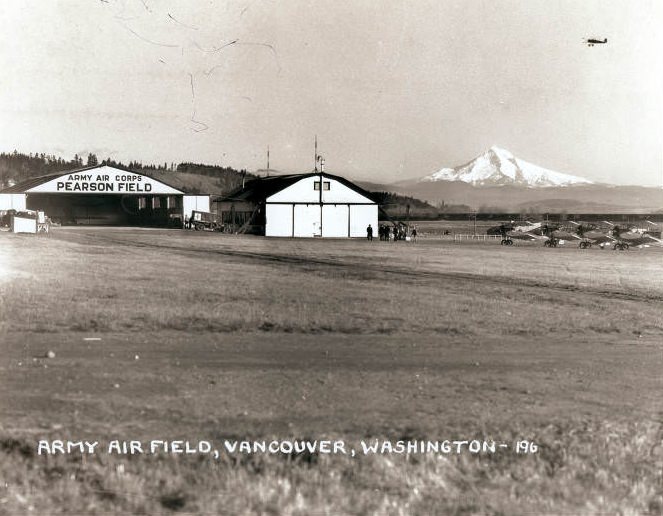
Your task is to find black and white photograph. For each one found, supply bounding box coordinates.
[0,0,662,514]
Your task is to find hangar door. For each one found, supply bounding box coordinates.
[26,194,183,226]
[350,205,378,237]
[265,204,293,237]
[322,205,349,237]
[294,204,321,237]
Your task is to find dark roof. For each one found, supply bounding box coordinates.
[214,172,377,203]
[1,172,66,193]
[0,164,183,194]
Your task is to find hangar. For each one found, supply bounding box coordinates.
[0,165,209,226]
[214,172,378,237]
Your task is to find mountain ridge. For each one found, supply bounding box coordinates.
[416,146,593,188]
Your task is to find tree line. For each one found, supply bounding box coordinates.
[373,191,473,219]
[0,150,250,190]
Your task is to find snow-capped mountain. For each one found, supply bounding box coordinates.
[421,146,592,187]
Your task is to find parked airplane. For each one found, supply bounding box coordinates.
[568,221,612,249]
[488,221,573,247]
[570,221,663,250]
[604,222,663,250]
[543,224,573,247]
[489,219,662,250]
[488,221,540,245]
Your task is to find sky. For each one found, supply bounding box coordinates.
[0,0,661,186]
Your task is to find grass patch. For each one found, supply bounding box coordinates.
[1,420,662,514]
[2,229,663,513]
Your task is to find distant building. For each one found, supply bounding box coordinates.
[0,164,209,226]
[213,172,378,237]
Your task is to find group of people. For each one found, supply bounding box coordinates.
[366,224,417,242]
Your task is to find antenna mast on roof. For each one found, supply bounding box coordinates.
[266,145,270,177]
[314,135,318,172]
[314,136,325,205]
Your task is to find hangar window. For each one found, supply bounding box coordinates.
[314,181,330,191]
[138,197,147,210]
[152,197,161,209]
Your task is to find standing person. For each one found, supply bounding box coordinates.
[411,225,417,242]
[367,224,373,241]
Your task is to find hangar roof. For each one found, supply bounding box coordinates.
[1,164,184,194]
[217,172,377,203]
[1,172,67,193]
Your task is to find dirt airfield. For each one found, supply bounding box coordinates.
[1,226,662,514]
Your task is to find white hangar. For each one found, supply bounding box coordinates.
[214,172,378,237]
[0,165,209,226]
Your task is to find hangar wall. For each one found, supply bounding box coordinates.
[268,175,372,204]
[183,195,210,221]
[322,204,349,237]
[265,202,377,237]
[265,204,292,236]
[2,166,189,227]
[26,193,184,226]
[350,205,378,237]
[293,204,321,237]
[263,174,377,238]
[0,194,27,211]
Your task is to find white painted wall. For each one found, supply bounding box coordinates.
[0,194,27,211]
[12,215,36,233]
[27,166,183,195]
[266,203,376,238]
[265,204,293,237]
[267,175,373,204]
[264,175,376,238]
[350,205,378,237]
[322,204,350,237]
[293,204,321,237]
[183,195,210,220]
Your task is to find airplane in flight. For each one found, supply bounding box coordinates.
[585,37,608,47]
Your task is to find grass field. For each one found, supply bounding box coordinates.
[1,226,662,514]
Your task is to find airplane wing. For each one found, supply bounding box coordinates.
[553,230,580,240]
[622,233,663,247]
[508,231,544,241]
[503,231,532,241]
[511,221,542,232]
[582,231,615,245]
